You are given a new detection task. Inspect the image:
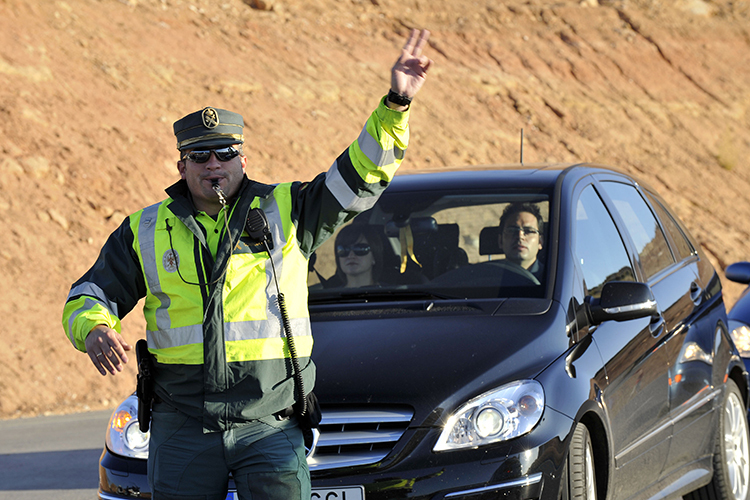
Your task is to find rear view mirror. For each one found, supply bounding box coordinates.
[384,217,438,237]
[585,281,657,326]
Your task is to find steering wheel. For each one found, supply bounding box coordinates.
[487,260,541,286]
[429,259,540,288]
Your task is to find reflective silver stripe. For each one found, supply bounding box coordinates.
[260,194,314,345]
[357,125,397,167]
[262,196,290,329]
[262,196,286,291]
[225,317,312,342]
[147,319,312,350]
[325,163,379,212]
[67,282,119,317]
[66,297,105,346]
[138,203,172,332]
[147,324,203,349]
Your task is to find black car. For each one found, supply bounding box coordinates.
[724,261,750,374]
[99,164,750,500]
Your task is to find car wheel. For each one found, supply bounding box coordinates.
[686,378,750,500]
[564,422,597,500]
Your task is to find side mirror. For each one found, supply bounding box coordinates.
[726,262,750,285]
[584,281,657,326]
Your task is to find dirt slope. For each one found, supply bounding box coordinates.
[1,0,749,418]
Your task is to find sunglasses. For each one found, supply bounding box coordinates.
[336,243,371,257]
[503,226,540,236]
[182,146,240,163]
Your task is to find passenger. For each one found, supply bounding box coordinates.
[498,202,545,281]
[328,224,384,288]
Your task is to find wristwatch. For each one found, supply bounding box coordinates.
[387,89,412,107]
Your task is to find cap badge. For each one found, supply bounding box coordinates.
[201,107,219,129]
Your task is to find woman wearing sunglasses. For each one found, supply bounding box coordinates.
[328,224,384,288]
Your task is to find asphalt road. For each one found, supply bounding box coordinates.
[0,410,113,500]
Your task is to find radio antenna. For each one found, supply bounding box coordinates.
[520,128,524,165]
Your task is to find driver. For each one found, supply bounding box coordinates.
[498,202,544,281]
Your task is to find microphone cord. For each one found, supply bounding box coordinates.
[262,238,308,416]
[165,183,234,288]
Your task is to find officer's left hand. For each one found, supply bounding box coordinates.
[390,29,433,100]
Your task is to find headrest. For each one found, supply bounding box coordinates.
[479,226,503,255]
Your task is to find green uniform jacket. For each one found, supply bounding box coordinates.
[62,98,409,432]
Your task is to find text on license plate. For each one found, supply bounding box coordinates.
[227,486,365,500]
[312,486,365,500]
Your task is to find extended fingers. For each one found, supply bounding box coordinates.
[102,341,128,373]
[412,29,430,57]
[89,350,108,376]
[93,348,118,375]
[86,327,131,376]
[111,335,131,363]
[402,29,430,58]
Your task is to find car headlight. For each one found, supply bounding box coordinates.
[729,320,750,357]
[433,380,544,451]
[105,394,150,459]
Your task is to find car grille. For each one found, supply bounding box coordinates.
[308,406,414,471]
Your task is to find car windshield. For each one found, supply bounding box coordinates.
[308,188,551,302]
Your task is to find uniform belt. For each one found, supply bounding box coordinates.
[273,405,295,421]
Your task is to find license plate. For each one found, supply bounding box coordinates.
[312,486,365,500]
[226,486,365,500]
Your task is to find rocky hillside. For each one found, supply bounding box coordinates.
[1,0,748,418]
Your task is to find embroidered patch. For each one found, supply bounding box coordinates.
[202,107,219,129]
[162,249,179,273]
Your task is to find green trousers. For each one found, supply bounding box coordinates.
[147,404,310,500]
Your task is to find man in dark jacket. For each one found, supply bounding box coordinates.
[499,202,545,281]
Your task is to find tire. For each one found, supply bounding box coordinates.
[686,378,750,500]
[563,422,597,500]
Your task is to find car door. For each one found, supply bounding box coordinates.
[598,180,716,481]
[643,190,720,474]
[572,183,671,498]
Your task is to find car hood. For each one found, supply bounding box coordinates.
[309,299,568,426]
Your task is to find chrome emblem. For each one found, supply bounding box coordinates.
[305,428,320,458]
[162,249,179,273]
[202,107,219,129]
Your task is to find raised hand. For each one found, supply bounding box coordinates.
[390,29,433,100]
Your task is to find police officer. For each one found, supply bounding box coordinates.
[62,29,432,500]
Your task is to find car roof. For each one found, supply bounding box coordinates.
[388,163,629,192]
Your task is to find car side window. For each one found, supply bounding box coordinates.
[600,181,674,279]
[644,192,695,262]
[575,185,635,298]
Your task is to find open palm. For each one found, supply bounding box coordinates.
[391,29,433,98]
